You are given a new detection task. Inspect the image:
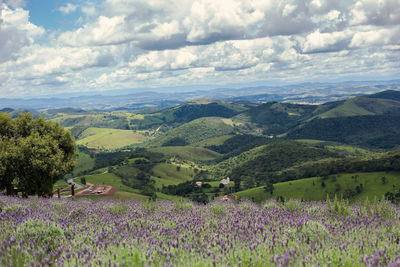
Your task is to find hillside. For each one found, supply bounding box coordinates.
[315,96,400,118]
[286,115,400,149]
[239,102,318,135]
[76,127,151,149]
[206,141,340,180]
[149,117,236,146]
[130,101,248,129]
[236,171,400,202]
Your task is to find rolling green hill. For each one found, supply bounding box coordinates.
[205,141,339,180]
[76,127,151,149]
[236,171,400,202]
[149,146,221,162]
[129,101,248,129]
[150,117,236,146]
[151,163,195,189]
[286,115,400,149]
[315,96,400,119]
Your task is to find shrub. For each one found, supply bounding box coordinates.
[16,220,64,252]
[109,204,129,215]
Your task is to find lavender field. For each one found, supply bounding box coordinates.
[0,196,399,267]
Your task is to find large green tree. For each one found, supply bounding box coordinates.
[0,113,75,196]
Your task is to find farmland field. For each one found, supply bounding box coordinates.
[76,127,150,149]
[151,163,195,189]
[237,172,400,202]
[0,197,399,266]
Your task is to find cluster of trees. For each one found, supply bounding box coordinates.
[206,134,269,160]
[246,102,316,135]
[277,151,400,182]
[287,115,400,149]
[0,113,75,196]
[229,141,339,184]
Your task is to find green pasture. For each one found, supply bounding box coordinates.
[76,127,150,149]
[237,171,400,202]
[149,146,221,162]
[151,163,194,189]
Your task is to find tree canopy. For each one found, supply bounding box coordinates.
[0,113,75,196]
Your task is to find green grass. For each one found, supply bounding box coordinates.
[236,171,400,202]
[79,172,185,201]
[150,117,235,146]
[151,163,194,189]
[315,97,400,119]
[295,140,370,155]
[74,149,95,174]
[317,97,374,118]
[149,146,221,162]
[83,173,138,194]
[192,135,233,147]
[76,127,150,149]
[53,179,69,190]
[325,145,370,155]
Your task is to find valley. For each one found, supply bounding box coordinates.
[10,89,399,203]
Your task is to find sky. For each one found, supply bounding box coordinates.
[0,0,399,97]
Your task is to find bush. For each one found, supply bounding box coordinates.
[16,220,64,252]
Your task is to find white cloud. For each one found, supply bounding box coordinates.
[0,3,44,63]
[5,0,26,9]
[1,0,400,97]
[59,3,79,15]
[302,29,352,53]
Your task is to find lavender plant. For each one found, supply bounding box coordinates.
[0,196,399,266]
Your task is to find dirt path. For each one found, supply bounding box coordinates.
[75,182,118,196]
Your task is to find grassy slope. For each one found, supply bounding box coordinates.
[151,163,194,189]
[192,135,233,147]
[236,171,400,202]
[295,139,370,155]
[76,127,150,149]
[83,173,138,193]
[150,117,235,146]
[317,98,374,118]
[74,150,95,174]
[149,146,221,162]
[316,97,400,119]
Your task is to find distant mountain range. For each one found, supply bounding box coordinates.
[1,80,399,110]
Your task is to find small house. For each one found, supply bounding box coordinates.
[220,177,230,186]
[195,181,202,187]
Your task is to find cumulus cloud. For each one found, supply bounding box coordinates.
[1,0,400,97]
[59,3,79,15]
[5,0,26,9]
[0,3,44,63]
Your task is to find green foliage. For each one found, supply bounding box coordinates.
[211,204,226,215]
[151,117,235,146]
[80,177,86,185]
[287,115,400,149]
[245,102,317,135]
[16,219,64,252]
[277,150,400,181]
[206,134,269,160]
[162,137,188,146]
[173,198,193,212]
[0,112,75,196]
[236,171,400,203]
[109,203,129,215]
[150,146,220,162]
[229,141,339,184]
